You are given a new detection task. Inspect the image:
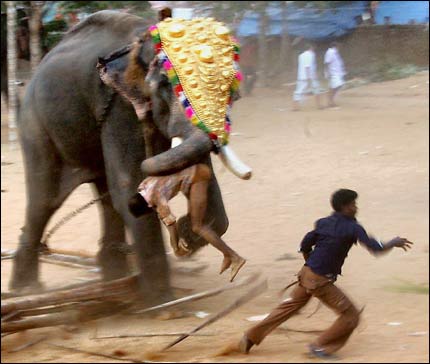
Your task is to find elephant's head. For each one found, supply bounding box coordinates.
[97,18,251,180]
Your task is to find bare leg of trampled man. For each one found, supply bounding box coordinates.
[189,179,246,282]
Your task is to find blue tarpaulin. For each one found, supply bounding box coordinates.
[237,1,429,40]
[374,1,429,24]
[237,2,368,40]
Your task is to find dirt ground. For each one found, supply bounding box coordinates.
[1,72,429,363]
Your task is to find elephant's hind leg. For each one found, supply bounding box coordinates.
[10,144,68,291]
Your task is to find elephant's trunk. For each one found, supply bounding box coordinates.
[141,129,213,176]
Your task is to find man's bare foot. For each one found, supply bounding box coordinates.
[230,256,246,282]
[220,256,232,275]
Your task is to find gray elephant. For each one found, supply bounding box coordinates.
[10,11,250,305]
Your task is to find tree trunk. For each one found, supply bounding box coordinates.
[257,5,268,87]
[30,1,44,72]
[6,1,18,145]
[279,1,291,83]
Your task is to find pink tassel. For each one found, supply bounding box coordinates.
[185,106,194,119]
[163,60,173,70]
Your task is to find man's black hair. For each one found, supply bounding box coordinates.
[158,7,172,21]
[331,189,358,212]
[128,193,153,217]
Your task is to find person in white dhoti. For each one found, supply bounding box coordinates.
[292,43,322,111]
[324,42,346,108]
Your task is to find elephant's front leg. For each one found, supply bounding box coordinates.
[126,212,173,305]
[101,106,172,306]
[92,177,130,281]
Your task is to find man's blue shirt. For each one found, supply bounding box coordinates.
[299,212,384,278]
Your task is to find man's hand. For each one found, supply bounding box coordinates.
[302,251,311,262]
[174,239,192,257]
[387,236,414,252]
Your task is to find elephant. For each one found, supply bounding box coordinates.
[10,10,250,306]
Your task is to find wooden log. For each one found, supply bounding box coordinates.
[39,257,94,270]
[1,249,15,257]
[2,301,130,332]
[2,279,102,300]
[44,248,95,259]
[47,343,145,363]
[1,288,132,317]
[2,248,97,266]
[162,278,268,351]
[1,310,20,322]
[2,275,138,316]
[8,335,47,353]
[40,253,97,267]
[19,302,84,317]
[132,272,261,315]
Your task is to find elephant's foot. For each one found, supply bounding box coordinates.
[97,241,131,281]
[135,283,175,309]
[10,281,46,295]
[9,245,42,292]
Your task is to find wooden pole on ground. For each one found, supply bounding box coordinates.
[133,272,261,315]
[161,278,268,351]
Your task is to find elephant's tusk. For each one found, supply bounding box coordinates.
[218,145,252,180]
[170,137,252,180]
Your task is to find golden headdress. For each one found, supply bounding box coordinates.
[149,18,242,145]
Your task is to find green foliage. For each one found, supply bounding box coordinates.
[384,280,429,295]
[368,62,422,82]
[190,1,260,25]
[57,1,154,17]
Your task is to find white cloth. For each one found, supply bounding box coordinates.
[293,79,321,101]
[297,50,317,81]
[324,47,346,88]
[329,74,344,89]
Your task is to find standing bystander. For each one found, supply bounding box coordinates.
[292,43,322,111]
[324,42,346,108]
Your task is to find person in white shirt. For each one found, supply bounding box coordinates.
[293,43,322,111]
[324,42,346,108]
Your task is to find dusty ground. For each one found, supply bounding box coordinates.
[1,72,429,363]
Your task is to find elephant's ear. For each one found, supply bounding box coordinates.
[97,40,152,120]
[231,88,241,102]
